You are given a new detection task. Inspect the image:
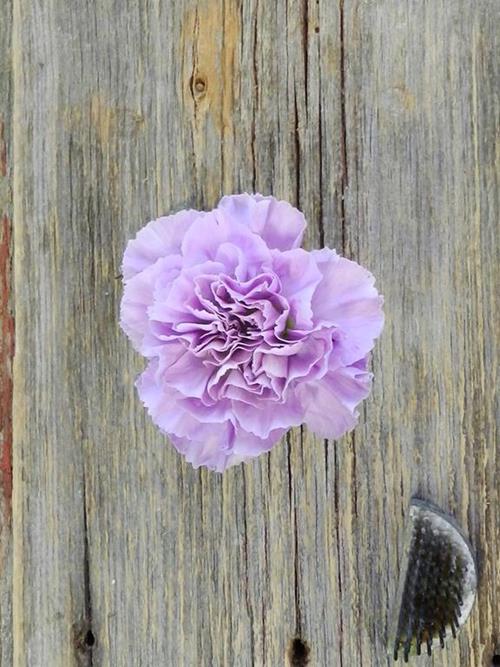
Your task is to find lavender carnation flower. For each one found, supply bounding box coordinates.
[120,194,384,471]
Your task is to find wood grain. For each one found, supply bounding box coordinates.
[0,0,13,663]
[10,1,498,666]
[341,2,499,665]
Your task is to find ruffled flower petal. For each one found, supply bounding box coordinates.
[120,255,182,354]
[272,248,323,329]
[171,425,286,472]
[298,364,373,438]
[218,193,306,251]
[122,209,202,280]
[181,210,272,278]
[232,393,304,439]
[311,248,384,357]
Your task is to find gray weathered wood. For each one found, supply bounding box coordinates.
[0,0,13,663]
[343,2,499,664]
[12,1,91,664]
[10,1,498,666]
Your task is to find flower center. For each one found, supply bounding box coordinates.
[180,271,293,368]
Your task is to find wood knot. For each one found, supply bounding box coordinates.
[190,75,207,100]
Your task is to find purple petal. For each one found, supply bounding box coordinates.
[170,422,236,472]
[148,261,225,325]
[136,360,202,438]
[138,361,231,444]
[171,424,287,472]
[298,364,373,438]
[120,255,182,354]
[311,248,384,357]
[122,209,203,280]
[181,210,272,278]
[217,193,306,251]
[231,427,287,457]
[285,331,332,386]
[138,362,284,471]
[157,342,214,399]
[272,249,323,329]
[233,394,304,439]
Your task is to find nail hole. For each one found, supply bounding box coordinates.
[288,637,310,666]
[73,621,96,653]
[492,656,500,666]
[314,26,319,33]
[85,630,95,647]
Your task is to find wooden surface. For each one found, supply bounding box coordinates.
[0,1,13,665]
[8,1,499,666]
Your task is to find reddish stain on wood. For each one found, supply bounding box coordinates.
[0,214,13,514]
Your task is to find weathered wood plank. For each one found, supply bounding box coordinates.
[11,1,498,666]
[0,1,13,664]
[11,1,341,664]
[343,1,499,665]
[12,0,92,664]
[75,2,344,665]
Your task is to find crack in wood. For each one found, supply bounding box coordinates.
[0,213,13,516]
[339,0,348,254]
[241,467,256,667]
[333,441,344,667]
[251,0,258,193]
[81,474,94,666]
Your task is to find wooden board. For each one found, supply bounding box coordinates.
[341,2,499,665]
[0,1,13,664]
[10,1,498,666]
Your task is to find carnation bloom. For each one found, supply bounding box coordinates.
[120,194,384,471]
